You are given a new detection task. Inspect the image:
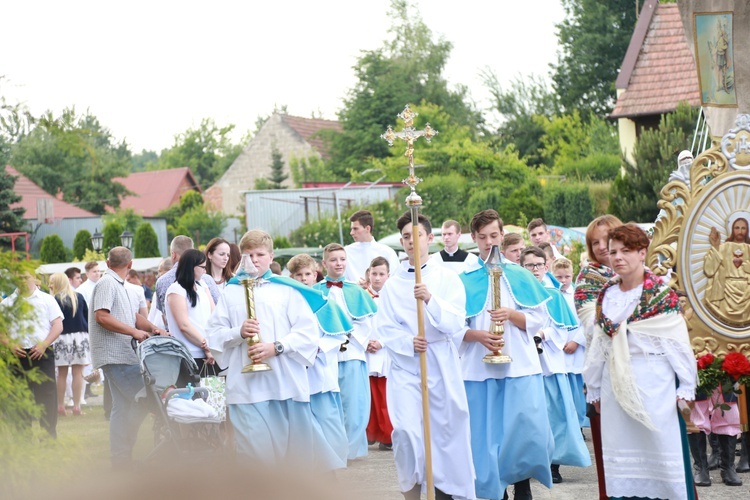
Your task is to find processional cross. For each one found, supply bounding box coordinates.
[381,104,438,500]
[381,105,438,208]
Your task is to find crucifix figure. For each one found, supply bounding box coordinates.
[381,104,438,208]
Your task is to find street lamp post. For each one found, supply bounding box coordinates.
[91,229,103,252]
[120,230,133,250]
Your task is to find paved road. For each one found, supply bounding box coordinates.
[339,429,750,499]
[82,390,750,499]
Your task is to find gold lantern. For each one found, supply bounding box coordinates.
[483,245,512,364]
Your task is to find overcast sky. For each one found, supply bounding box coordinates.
[2,0,565,153]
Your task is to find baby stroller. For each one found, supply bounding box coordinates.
[134,336,225,462]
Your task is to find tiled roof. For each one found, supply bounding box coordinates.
[112,167,200,217]
[610,1,701,119]
[6,165,96,219]
[280,115,342,158]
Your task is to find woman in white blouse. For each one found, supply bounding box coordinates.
[584,223,697,500]
[166,249,217,373]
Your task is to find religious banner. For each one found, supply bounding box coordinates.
[649,114,750,356]
[694,11,736,107]
[678,0,748,137]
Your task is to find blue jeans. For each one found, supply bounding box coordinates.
[102,364,147,467]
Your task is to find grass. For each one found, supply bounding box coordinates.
[3,385,157,499]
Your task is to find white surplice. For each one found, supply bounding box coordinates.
[205,281,319,405]
[376,258,475,500]
[344,240,400,283]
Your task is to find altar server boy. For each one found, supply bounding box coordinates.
[206,230,319,466]
[286,253,352,472]
[376,212,475,500]
[313,243,377,460]
[520,246,590,485]
[459,209,554,500]
[365,256,393,450]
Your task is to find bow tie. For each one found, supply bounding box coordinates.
[326,280,344,288]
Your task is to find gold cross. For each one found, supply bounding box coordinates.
[381,105,438,207]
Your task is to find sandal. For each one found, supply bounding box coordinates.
[58,406,68,417]
[72,407,84,416]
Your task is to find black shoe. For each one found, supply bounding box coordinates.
[719,434,743,486]
[688,433,712,487]
[708,433,720,470]
[737,432,749,473]
[434,488,452,500]
[551,464,563,484]
[513,479,532,500]
[378,442,392,451]
[368,439,375,446]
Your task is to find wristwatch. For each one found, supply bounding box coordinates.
[273,341,284,356]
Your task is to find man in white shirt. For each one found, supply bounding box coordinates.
[76,261,102,306]
[528,218,562,259]
[344,210,400,284]
[431,219,478,274]
[2,273,63,437]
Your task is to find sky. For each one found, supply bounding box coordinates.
[2,0,565,153]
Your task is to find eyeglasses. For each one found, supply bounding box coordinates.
[523,263,545,270]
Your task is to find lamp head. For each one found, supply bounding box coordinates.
[235,253,259,279]
[485,245,502,271]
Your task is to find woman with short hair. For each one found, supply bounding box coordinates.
[584,223,697,499]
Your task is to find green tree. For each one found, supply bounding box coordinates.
[150,118,245,189]
[542,182,594,227]
[419,173,469,226]
[609,102,697,222]
[265,145,288,189]
[72,229,93,260]
[10,108,132,214]
[103,221,124,253]
[133,222,160,258]
[483,72,560,168]
[537,112,621,181]
[39,234,67,263]
[175,208,226,247]
[552,0,637,116]
[130,149,158,171]
[0,78,35,165]
[0,253,44,436]
[180,190,204,213]
[326,0,482,178]
[103,208,143,233]
[0,168,25,248]
[288,155,329,187]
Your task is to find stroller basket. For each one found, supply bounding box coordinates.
[133,336,225,461]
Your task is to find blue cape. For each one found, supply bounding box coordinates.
[544,286,579,331]
[460,261,550,318]
[228,271,352,336]
[313,278,377,319]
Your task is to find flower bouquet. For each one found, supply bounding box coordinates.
[696,352,750,412]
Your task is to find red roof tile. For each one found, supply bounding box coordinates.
[112,167,200,217]
[6,165,96,219]
[280,115,342,158]
[611,2,701,119]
